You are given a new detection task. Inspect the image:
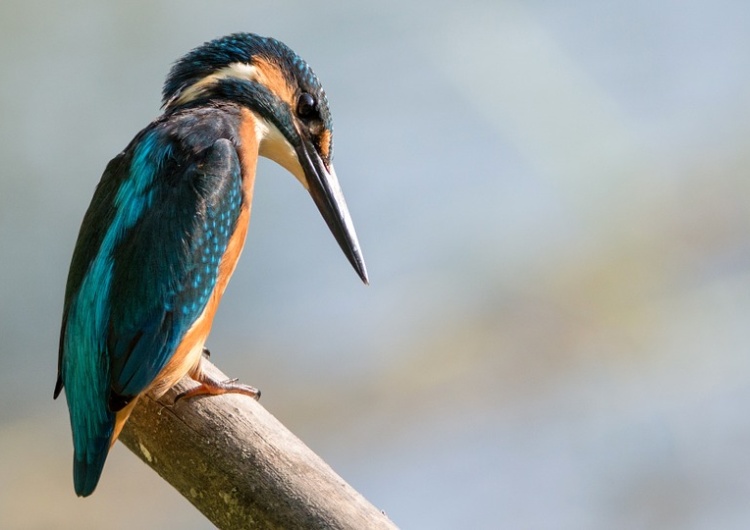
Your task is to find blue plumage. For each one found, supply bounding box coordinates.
[57,108,245,496]
[108,133,242,399]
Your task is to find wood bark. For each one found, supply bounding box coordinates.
[119,361,397,530]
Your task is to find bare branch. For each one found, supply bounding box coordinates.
[119,361,397,530]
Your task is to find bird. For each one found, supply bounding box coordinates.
[54,33,368,497]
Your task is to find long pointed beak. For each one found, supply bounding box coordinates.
[297,136,369,284]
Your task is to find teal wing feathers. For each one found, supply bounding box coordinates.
[107,136,243,403]
[56,122,243,496]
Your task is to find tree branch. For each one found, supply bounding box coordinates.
[119,361,397,529]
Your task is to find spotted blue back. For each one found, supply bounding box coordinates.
[56,108,245,496]
[107,134,243,399]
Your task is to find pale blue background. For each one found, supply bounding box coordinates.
[1,1,750,528]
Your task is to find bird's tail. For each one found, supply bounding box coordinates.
[63,384,116,497]
[73,425,114,497]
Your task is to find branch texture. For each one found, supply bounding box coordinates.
[119,361,396,530]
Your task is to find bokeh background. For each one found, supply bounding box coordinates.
[2,1,750,528]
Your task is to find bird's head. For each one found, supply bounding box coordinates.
[163,33,368,284]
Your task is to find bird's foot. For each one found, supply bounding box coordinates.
[174,371,260,404]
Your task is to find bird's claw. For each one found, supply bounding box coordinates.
[173,377,260,404]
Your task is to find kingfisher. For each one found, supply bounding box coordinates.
[54,33,368,497]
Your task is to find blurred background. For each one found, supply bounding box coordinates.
[1,1,749,528]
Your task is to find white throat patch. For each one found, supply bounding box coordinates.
[255,116,308,189]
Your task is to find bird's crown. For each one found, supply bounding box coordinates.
[162,33,332,132]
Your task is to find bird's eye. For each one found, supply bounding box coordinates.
[296,92,318,120]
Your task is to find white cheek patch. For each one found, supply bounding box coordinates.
[255,117,308,190]
[170,62,261,108]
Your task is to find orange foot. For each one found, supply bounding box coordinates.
[174,369,260,404]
